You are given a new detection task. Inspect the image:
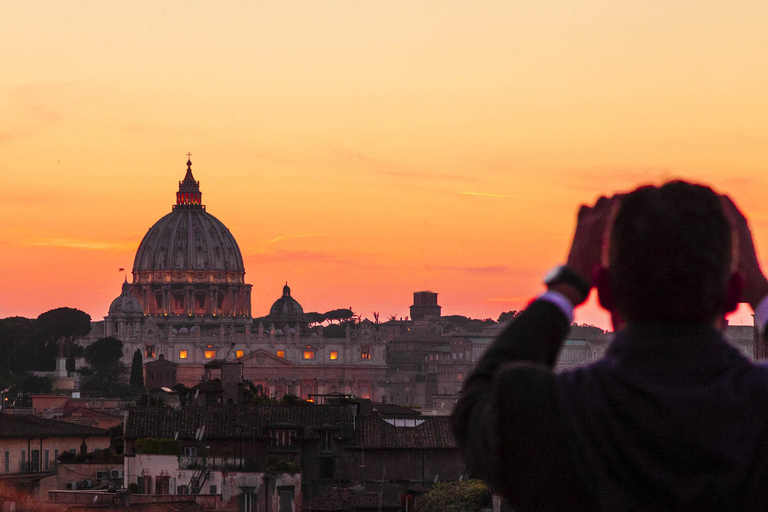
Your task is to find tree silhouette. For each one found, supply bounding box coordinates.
[37,307,91,372]
[130,349,144,394]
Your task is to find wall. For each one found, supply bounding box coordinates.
[39,462,123,502]
[0,436,110,476]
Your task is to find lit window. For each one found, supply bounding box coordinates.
[204,345,215,359]
[361,347,371,360]
[236,350,244,358]
[276,350,285,358]
[329,351,338,360]
[303,350,315,360]
[145,345,156,358]
[179,350,188,359]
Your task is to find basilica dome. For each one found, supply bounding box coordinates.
[133,160,245,278]
[127,158,252,326]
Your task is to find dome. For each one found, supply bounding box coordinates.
[269,283,305,320]
[132,158,245,282]
[133,209,244,275]
[109,280,144,317]
[127,158,252,327]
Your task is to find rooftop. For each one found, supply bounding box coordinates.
[0,414,108,438]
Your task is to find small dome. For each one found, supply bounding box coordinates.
[268,282,305,322]
[109,281,144,317]
[179,327,189,334]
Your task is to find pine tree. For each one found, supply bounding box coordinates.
[130,349,144,393]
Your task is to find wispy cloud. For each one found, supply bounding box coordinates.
[485,297,530,303]
[268,234,323,244]
[552,167,674,193]
[459,191,567,201]
[333,149,479,184]
[22,238,132,250]
[246,249,339,264]
[427,265,509,275]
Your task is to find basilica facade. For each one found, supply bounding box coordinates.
[100,158,387,401]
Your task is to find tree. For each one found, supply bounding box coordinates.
[130,349,144,393]
[305,312,327,327]
[324,308,354,324]
[497,310,520,324]
[81,337,129,398]
[415,480,491,512]
[37,307,91,372]
[83,337,124,378]
[0,317,51,371]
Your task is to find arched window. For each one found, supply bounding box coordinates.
[255,385,264,396]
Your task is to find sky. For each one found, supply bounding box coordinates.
[2,1,768,329]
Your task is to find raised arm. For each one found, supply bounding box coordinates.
[451,195,616,507]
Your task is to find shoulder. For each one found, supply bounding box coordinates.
[495,361,560,419]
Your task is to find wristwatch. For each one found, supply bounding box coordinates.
[543,265,591,304]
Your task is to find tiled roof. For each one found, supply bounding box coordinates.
[0,414,108,438]
[350,415,456,449]
[305,486,400,511]
[67,502,208,512]
[125,404,355,440]
[357,400,421,417]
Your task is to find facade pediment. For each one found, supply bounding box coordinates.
[240,349,295,367]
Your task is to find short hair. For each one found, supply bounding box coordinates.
[608,181,732,324]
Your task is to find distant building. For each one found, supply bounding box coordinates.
[145,354,178,390]
[409,291,441,321]
[88,157,388,402]
[0,414,109,475]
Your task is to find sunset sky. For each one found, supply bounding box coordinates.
[2,1,768,329]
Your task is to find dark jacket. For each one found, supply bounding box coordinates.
[452,300,768,511]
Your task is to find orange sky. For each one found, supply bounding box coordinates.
[2,1,767,329]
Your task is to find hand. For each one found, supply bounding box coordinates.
[566,195,621,290]
[721,195,768,310]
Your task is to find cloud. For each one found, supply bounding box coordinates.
[268,234,324,244]
[0,81,86,146]
[332,149,479,184]
[22,238,133,250]
[426,265,510,275]
[485,297,530,303]
[245,249,339,264]
[553,167,675,193]
[459,191,567,202]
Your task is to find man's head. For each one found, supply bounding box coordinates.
[598,181,737,325]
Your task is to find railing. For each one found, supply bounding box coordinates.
[42,406,64,419]
[187,456,210,495]
[20,461,40,473]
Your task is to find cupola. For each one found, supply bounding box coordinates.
[174,155,203,209]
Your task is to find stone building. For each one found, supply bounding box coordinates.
[95,158,388,402]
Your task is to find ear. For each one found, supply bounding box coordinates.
[723,272,744,315]
[593,265,613,311]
